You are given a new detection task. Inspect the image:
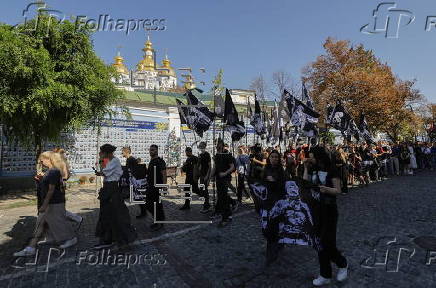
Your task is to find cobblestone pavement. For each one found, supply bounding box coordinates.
[0,171,436,287]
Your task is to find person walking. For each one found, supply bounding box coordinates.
[212,139,235,227]
[235,146,250,204]
[198,141,212,213]
[180,147,199,210]
[53,147,83,228]
[14,151,77,256]
[304,148,348,286]
[145,144,166,231]
[94,144,137,249]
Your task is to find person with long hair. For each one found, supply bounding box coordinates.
[14,151,77,256]
[261,150,286,265]
[52,147,83,227]
[94,144,137,249]
[304,147,348,286]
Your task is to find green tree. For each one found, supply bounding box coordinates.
[0,14,124,162]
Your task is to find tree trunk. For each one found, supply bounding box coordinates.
[35,134,42,173]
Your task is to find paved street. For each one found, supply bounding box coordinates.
[0,171,436,288]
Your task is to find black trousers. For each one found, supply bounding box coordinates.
[183,178,199,206]
[199,175,210,208]
[237,174,248,202]
[216,179,232,220]
[145,188,165,222]
[317,204,347,278]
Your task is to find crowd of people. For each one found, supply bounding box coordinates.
[11,138,436,286]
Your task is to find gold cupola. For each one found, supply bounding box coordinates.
[183,74,196,90]
[137,35,156,71]
[112,51,129,75]
[158,53,176,78]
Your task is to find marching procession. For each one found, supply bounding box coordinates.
[11,86,436,286]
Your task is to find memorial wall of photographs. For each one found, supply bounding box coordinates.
[0,119,170,176]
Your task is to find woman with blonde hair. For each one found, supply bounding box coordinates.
[53,147,83,227]
[14,151,77,257]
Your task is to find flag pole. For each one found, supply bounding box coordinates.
[212,86,217,209]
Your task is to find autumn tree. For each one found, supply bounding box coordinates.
[303,37,423,141]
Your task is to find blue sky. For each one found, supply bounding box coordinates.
[3,0,436,102]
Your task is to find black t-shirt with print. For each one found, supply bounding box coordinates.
[147,157,166,187]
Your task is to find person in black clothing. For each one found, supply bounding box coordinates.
[145,144,166,231]
[14,151,77,257]
[262,150,286,265]
[212,139,235,227]
[304,147,348,286]
[198,141,212,213]
[121,147,144,218]
[94,144,137,249]
[180,147,199,210]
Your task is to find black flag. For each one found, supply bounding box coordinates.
[224,89,240,126]
[359,114,374,143]
[327,103,352,132]
[224,89,246,141]
[250,95,266,136]
[213,88,225,118]
[184,90,214,137]
[176,99,188,125]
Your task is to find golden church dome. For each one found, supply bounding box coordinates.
[112,52,129,75]
[137,36,156,72]
[158,56,176,78]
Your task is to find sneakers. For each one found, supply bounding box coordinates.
[75,217,83,231]
[150,223,164,231]
[312,275,331,286]
[13,246,36,257]
[199,206,211,214]
[217,218,231,228]
[217,220,229,228]
[136,213,147,219]
[231,201,239,213]
[59,237,78,249]
[93,242,114,250]
[337,265,348,282]
[37,238,55,246]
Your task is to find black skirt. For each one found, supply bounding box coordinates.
[95,181,137,245]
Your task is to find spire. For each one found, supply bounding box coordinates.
[137,34,155,71]
[158,48,176,78]
[112,46,128,75]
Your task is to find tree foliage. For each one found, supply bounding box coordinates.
[0,15,124,158]
[302,37,424,141]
